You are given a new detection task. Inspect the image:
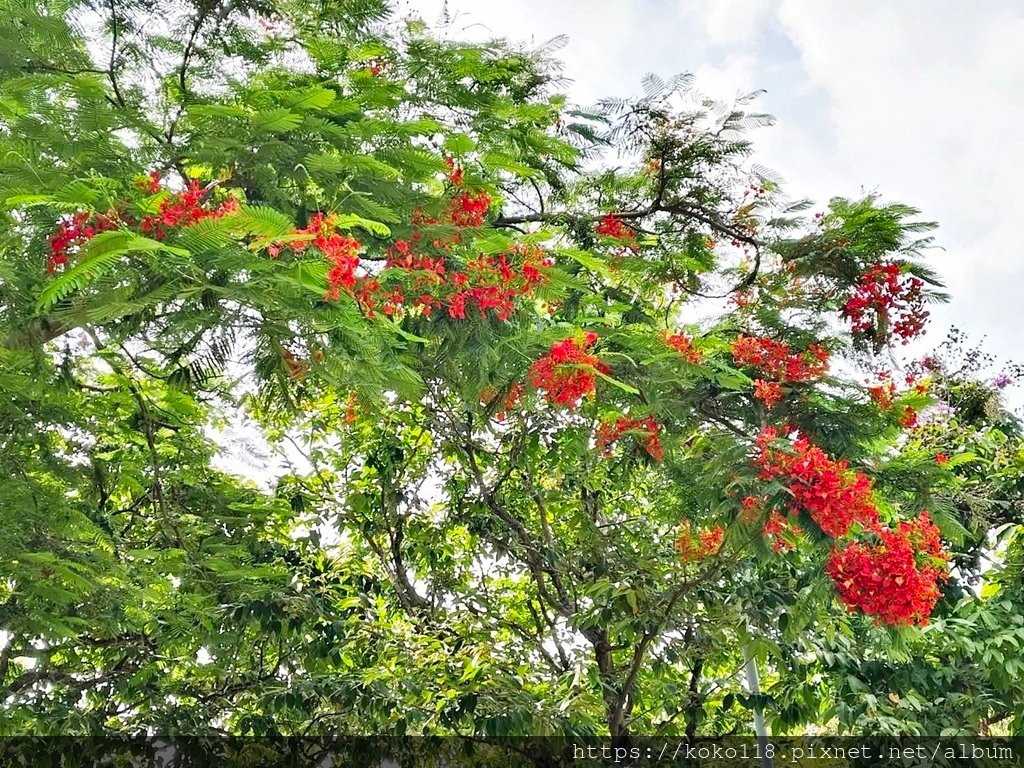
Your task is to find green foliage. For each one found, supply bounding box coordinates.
[0,0,1021,753]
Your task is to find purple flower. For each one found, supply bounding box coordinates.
[993,374,1012,390]
[920,403,955,424]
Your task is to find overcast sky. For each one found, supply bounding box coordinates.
[401,0,1024,381]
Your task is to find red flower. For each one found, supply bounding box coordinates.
[482,383,525,421]
[134,170,161,194]
[282,350,308,381]
[528,334,608,408]
[730,289,754,309]
[763,510,798,552]
[445,157,464,187]
[753,379,783,410]
[595,214,634,241]
[868,379,896,410]
[740,495,762,523]
[755,429,879,539]
[497,383,525,420]
[934,453,949,465]
[264,213,364,301]
[843,261,929,344]
[826,513,948,626]
[663,330,703,364]
[676,522,725,563]
[596,415,664,461]
[899,406,918,429]
[344,392,359,425]
[322,233,363,300]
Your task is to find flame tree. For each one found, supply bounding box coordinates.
[1,0,1022,754]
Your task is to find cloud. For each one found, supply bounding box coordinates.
[688,0,776,46]
[770,1,1024,370]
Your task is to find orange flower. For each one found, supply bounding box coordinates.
[753,379,783,410]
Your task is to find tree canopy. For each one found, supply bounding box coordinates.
[1,0,1022,760]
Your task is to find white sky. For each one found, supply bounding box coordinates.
[401,0,1024,379]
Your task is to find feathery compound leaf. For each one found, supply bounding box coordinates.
[279,87,337,111]
[641,73,667,100]
[36,231,187,312]
[307,152,402,181]
[249,108,303,134]
[330,213,391,237]
[221,205,296,238]
[344,193,402,224]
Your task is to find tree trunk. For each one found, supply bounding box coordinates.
[586,629,633,750]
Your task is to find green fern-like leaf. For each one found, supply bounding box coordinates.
[249,108,303,134]
[37,231,187,312]
[330,213,391,238]
[222,205,296,238]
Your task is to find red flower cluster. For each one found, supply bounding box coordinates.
[675,522,725,563]
[344,392,359,425]
[281,349,309,381]
[374,241,550,321]
[448,189,492,228]
[269,212,364,301]
[410,185,492,249]
[444,157,464,188]
[47,211,118,273]
[663,331,703,364]
[866,376,923,431]
[732,335,830,382]
[762,510,798,553]
[753,379,783,410]
[898,511,946,558]
[899,406,918,429]
[595,215,634,242]
[46,175,237,273]
[314,216,362,300]
[844,262,928,343]
[528,333,609,408]
[867,379,897,410]
[135,170,161,194]
[270,210,550,316]
[139,178,238,240]
[733,336,829,411]
[740,495,762,523]
[755,428,879,538]
[481,383,525,421]
[730,289,755,310]
[826,512,948,626]
[741,494,799,553]
[595,415,664,461]
[754,429,949,625]
[457,251,548,319]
